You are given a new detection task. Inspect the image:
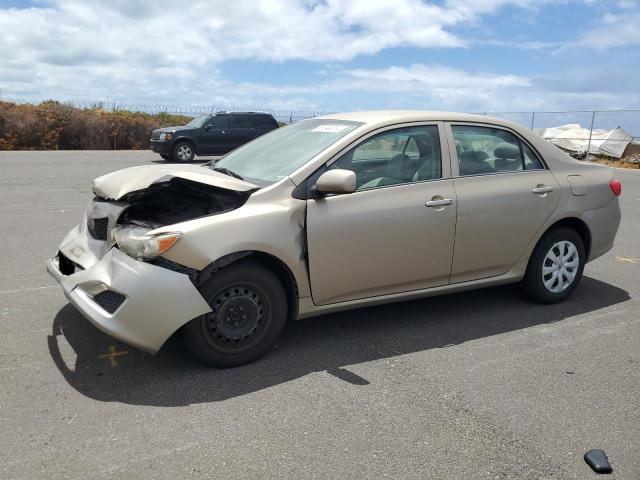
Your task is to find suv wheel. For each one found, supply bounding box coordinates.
[524,226,585,303]
[183,261,288,367]
[172,141,195,162]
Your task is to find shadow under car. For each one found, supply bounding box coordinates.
[47,276,630,407]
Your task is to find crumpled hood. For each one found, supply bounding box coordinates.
[92,164,258,200]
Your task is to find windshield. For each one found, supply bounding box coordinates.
[211,119,362,183]
[186,114,212,128]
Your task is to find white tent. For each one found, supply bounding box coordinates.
[536,124,633,158]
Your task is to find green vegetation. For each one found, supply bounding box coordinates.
[0,100,191,150]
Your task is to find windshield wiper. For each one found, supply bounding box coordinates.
[210,165,245,181]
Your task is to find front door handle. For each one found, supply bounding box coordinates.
[425,198,454,208]
[532,185,554,194]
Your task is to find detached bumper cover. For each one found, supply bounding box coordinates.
[47,244,212,354]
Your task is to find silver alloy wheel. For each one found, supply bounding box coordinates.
[176,144,192,161]
[542,240,580,293]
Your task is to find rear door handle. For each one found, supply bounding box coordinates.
[532,185,554,194]
[425,198,454,208]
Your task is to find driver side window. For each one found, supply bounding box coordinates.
[330,125,442,190]
[208,115,227,129]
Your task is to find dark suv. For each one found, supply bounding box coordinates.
[150,112,279,162]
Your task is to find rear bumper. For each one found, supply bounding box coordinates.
[150,140,171,154]
[583,199,622,262]
[47,241,212,354]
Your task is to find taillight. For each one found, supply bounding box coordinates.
[610,179,622,196]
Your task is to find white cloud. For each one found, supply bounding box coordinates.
[0,0,555,101]
[0,0,637,114]
[573,9,640,50]
[196,63,638,113]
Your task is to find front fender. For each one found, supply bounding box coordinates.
[156,181,311,298]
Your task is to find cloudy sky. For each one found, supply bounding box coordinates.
[0,0,639,125]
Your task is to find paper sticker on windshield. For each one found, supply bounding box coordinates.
[310,125,349,133]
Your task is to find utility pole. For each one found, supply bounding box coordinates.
[585,111,596,161]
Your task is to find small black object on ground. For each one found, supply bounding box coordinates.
[584,449,613,474]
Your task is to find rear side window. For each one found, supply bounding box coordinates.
[252,115,278,128]
[451,125,544,176]
[229,115,252,129]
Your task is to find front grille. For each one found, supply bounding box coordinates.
[151,131,161,140]
[88,217,109,240]
[93,290,126,314]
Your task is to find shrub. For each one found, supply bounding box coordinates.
[0,100,192,150]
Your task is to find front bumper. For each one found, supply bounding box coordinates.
[150,140,171,154]
[47,234,212,354]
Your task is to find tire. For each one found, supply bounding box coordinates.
[524,226,586,304]
[183,261,288,367]
[172,141,195,162]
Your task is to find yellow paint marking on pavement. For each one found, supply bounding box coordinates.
[99,346,128,367]
[615,256,640,265]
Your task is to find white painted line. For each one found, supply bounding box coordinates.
[0,285,57,295]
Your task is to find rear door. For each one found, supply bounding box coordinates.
[227,114,254,150]
[251,114,279,139]
[445,123,560,283]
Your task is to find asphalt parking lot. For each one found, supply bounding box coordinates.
[1,150,639,479]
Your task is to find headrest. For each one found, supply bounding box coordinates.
[385,153,414,181]
[494,142,521,160]
[459,150,489,163]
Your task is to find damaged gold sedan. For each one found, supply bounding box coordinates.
[47,111,622,367]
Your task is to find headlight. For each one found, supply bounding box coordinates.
[159,132,173,141]
[159,132,166,140]
[114,227,182,260]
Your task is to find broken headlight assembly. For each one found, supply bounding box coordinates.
[114,226,182,260]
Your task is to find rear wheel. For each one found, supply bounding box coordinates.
[524,226,585,303]
[172,141,195,162]
[183,262,288,367]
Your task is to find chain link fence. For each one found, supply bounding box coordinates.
[1,97,639,160]
[473,110,640,162]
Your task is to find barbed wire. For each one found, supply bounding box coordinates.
[1,97,638,153]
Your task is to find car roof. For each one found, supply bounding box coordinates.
[318,110,518,129]
[217,111,273,116]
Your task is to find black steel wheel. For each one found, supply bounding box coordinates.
[183,261,287,367]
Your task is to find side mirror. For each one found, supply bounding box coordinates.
[314,169,356,195]
[204,124,213,131]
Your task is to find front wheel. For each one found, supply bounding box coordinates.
[172,141,195,162]
[524,226,585,304]
[183,261,288,367]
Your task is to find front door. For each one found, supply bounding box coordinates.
[199,114,230,154]
[306,124,457,305]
